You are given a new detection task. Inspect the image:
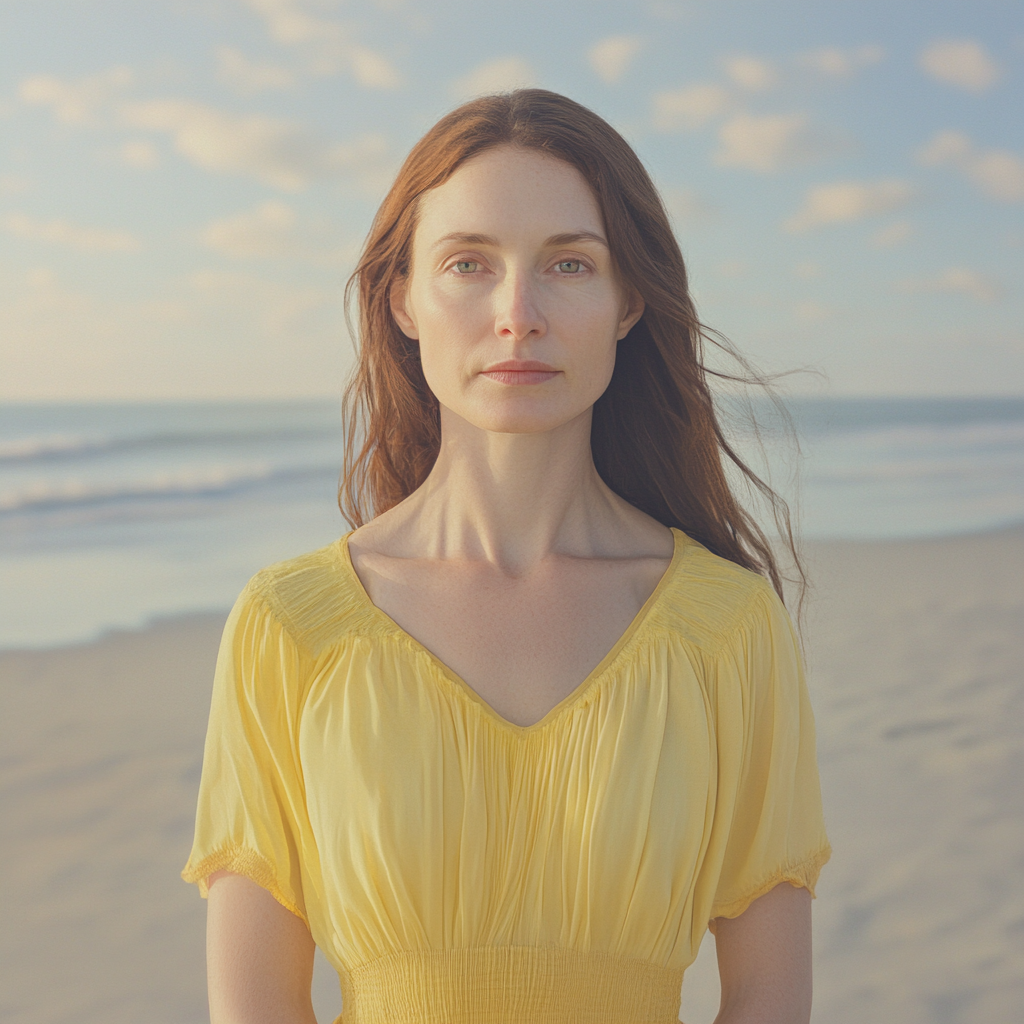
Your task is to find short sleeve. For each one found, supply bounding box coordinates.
[705,584,831,928]
[181,582,312,922]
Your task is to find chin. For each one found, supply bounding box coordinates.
[455,399,585,436]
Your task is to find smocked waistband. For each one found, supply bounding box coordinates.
[337,945,683,1024]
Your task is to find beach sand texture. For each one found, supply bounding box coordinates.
[2,527,1022,1024]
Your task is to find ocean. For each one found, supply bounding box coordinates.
[1,396,1022,649]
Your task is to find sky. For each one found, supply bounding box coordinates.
[0,0,1022,400]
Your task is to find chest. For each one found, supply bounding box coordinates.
[297,640,715,960]
[353,555,669,727]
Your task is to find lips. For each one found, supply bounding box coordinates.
[479,360,560,385]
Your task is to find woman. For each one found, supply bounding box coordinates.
[184,89,830,1024]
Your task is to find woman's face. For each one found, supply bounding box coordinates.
[390,145,644,435]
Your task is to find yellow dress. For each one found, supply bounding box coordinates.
[183,528,830,1024]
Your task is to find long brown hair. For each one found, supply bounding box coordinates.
[341,89,801,601]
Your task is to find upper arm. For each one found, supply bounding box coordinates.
[713,882,812,1024]
[206,871,317,1024]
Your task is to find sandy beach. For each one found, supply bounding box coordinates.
[2,526,1022,1024]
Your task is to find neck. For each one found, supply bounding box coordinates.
[397,406,624,572]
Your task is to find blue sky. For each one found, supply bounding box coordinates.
[1,0,1021,399]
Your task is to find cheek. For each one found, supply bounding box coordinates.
[412,281,487,346]
[558,292,623,364]
[412,297,475,402]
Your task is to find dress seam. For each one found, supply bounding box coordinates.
[709,841,833,925]
[181,842,309,924]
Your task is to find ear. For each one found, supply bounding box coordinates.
[615,288,645,341]
[389,276,419,340]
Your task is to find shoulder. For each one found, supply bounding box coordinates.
[238,536,378,656]
[648,532,789,654]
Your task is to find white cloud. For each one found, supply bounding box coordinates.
[652,84,730,131]
[18,66,133,124]
[348,47,402,90]
[119,140,160,169]
[120,99,388,191]
[723,55,777,91]
[588,35,643,84]
[714,112,841,173]
[3,212,140,252]
[798,44,884,77]
[897,267,1003,302]
[662,186,719,228]
[450,57,537,99]
[785,179,915,232]
[216,46,295,94]
[918,130,1024,204]
[244,0,344,50]
[203,201,296,258]
[919,39,1000,93]
[19,65,392,191]
[918,129,974,166]
[241,0,400,87]
[794,300,832,323]
[201,201,356,264]
[872,220,913,247]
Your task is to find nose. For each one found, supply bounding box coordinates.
[492,268,546,343]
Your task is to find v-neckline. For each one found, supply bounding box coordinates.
[336,528,687,734]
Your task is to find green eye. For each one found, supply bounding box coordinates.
[455,260,478,274]
[557,260,582,273]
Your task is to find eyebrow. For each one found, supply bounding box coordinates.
[430,230,609,250]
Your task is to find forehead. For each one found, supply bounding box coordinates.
[414,146,604,243]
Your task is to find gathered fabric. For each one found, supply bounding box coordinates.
[183,528,830,1024]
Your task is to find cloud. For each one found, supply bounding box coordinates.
[662,186,719,228]
[918,39,1000,93]
[241,0,400,87]
[18,66,133,124]
[588,35,643,84]
[897,267,1002,302]
[785,179,915,232]
[722,55,777,91]
[652,84,730,131]
[714,112,841,173]
[21,67,391,192]
[216,46,295,94]
[918,130,1024,204]
[450,57,537,99]
[3,212,140,252]
[798,44,883,77]
[120,98,388,191]
[872,220,913,247]
[794,300,832,323]
[119,140,160,169]
[348,47,403,90]
[200,201,356,264]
